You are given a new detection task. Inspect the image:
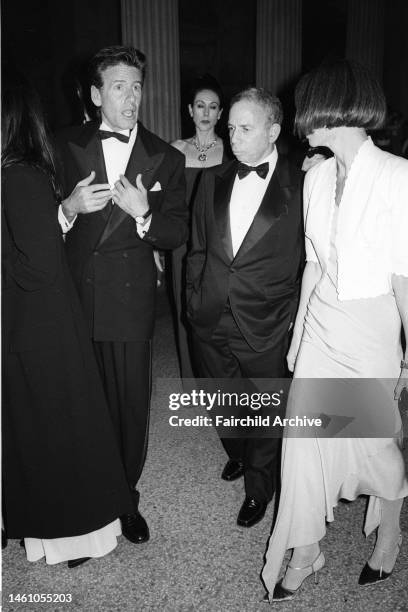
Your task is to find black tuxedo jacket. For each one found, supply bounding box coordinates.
[186,155,304,352]
[55,121,187,341]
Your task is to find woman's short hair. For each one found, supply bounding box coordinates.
[294,59,387,137]
[89,45,146,89]
[230,87,283,126]
[189,74,224,109]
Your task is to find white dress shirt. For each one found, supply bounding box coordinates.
[99,120,137,188]
[303,137,408,299]
[59,122,151,236]
[229,148,278,256]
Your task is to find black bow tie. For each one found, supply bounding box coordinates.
[237,161,269,180]
[99,130,130,144]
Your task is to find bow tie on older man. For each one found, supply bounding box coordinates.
[99,129,130,144]
[237,161,269,180]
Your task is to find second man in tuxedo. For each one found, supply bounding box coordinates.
[56,46,188,544]
[186,88,303,527]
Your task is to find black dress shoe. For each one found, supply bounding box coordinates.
[237,497,267,527]
[121,511,150,543]
[221,459,244,481]
[67,557,90,568]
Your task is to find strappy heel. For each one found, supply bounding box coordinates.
[358,533,402,586]
[262,550,325,603]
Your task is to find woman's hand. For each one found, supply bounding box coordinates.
[394,369,408,401]
[287,331,302,373]
[391,275,408,403]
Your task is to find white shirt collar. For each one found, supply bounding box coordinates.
[243,146,278,168]
[235,147,278,183]
[99,121,138,139]
[255,146,278,168]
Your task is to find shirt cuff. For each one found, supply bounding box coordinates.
[136,214,152,238]
[58,205,77,233]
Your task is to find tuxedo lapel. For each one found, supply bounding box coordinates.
[96,123,165,247]
[68,123,108,183]
[126,143,164,188]
[233,156,291,261]
[67,123,111,233]
[213,162,237,262]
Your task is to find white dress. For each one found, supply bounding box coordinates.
[262,143,408,593]
[24,520,122,565]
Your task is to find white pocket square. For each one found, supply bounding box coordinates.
[150,181,162,192]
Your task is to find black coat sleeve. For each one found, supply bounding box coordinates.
[2,165,60,291]
[185,170,207,303]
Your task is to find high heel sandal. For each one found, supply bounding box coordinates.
[358,533,402,586]
[262,550,325,603]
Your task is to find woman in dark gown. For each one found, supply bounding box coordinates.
[171,76,230,378]
[2,70,132,566]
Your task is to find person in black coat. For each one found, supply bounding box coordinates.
[171,75,229,379]
[186,88,303,528]
[1,69,133,567]
[55,46,188,544]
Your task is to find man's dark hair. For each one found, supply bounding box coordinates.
[295,59,386,137]
[89,45,147,89]
[230,87,283,126]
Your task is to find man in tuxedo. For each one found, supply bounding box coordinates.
[56,46,187,543]
[186,88,303,527]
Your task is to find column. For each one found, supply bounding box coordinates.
[256,0,302,95]
[121,0,181,141]
[346,0,385,81]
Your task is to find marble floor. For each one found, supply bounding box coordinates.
[2,285,408,611]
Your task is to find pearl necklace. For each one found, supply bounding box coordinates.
[192,137,217,162]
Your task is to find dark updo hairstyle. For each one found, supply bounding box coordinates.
[89,45,146,89]
[294,59,387,138]
[1,66,61,199]
[189,74,224,109]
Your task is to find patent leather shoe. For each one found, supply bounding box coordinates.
[67,557,90,568]
[221,459,244,481]
[121,511,150,543]
[358,534,402,586]
[237,497,267,527]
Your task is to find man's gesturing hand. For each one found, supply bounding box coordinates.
[61,171,112,222]
[111,174,149,219]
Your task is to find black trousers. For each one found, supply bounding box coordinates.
[193,307,288,503]
[93,340,152,508]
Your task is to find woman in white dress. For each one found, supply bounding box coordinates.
[262,59,408,602]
